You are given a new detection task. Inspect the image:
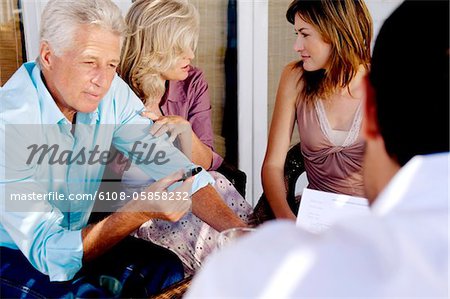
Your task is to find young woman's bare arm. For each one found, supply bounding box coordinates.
[262,62,303,220]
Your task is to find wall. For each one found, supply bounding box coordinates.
[268,0,299,147]
[192,0,228,157]
[0,0,23,85]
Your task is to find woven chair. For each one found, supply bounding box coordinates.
[150,276,193,299]
[216,159,247,198]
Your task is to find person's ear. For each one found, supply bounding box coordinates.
[362,75,381,140]
[39,41,54,71]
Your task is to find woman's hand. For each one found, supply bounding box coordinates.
[142,111,192,143]
[141,110,213,169]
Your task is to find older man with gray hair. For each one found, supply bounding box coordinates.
[0,0,245,297]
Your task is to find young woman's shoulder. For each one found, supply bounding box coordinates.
[278,60,304,101]
[282,60,303,76]
[283,60,303,75]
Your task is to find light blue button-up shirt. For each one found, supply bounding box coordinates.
[0,62,214,281]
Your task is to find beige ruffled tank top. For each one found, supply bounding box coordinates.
[296,98,365,197]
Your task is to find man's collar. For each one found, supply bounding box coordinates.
[32,64,66,124]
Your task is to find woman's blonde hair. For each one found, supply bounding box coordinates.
[286,0,373,104]
[119,0,199,104]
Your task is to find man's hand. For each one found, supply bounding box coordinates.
[82,169,193,261]
[118,169,193,222]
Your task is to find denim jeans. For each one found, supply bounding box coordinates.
[0,236,184,298]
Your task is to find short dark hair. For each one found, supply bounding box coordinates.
[369,0,449,166]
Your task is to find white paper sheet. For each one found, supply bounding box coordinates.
[296,188,371,234]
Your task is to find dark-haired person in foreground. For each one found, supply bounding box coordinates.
[185,1,449,297]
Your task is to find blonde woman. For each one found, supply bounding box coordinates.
[117,0,252,275]
[260,0,373,221]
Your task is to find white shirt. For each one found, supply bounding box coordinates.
[185,153,449,298]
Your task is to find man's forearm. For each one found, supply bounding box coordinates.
[81,173,191,262]
[191,184,247,232]
[81,212,147,262]
[81,183,239,261]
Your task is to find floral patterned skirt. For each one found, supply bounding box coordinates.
[124,171,253,276]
